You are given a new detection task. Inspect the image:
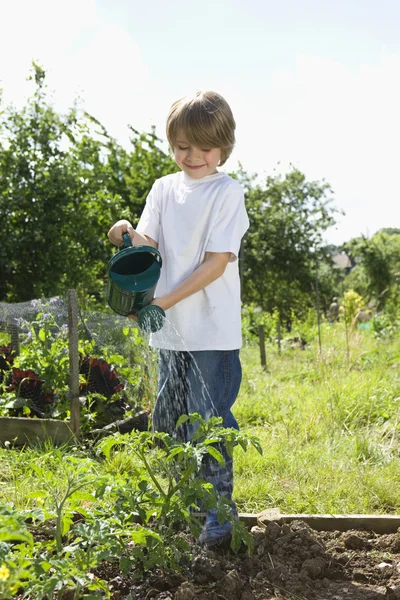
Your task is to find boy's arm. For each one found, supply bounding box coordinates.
[152,251,231,312]
[107,219,158,249]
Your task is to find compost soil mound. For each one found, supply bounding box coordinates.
[106,520,400,600]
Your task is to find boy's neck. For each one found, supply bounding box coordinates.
[182,168,221,183]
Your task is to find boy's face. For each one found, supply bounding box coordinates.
[172,131,222,179]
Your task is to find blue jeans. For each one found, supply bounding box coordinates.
[153,349,242,500]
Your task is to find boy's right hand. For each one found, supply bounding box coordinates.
[107,219,135,246]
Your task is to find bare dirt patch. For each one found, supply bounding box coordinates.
[106,520,400,600]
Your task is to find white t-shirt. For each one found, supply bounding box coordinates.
[136,170,249,351]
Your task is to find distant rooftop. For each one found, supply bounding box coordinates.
[332,254,352,269]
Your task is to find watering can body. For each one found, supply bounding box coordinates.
[106,233,162,317]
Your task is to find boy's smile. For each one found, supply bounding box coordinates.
[173,132,222,179]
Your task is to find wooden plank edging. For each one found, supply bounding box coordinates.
[0,416,73,446]
[256,508,400,534]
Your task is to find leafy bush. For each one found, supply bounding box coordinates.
[242,304,279,343]
[340,289,365,328]
[371,311,400,339]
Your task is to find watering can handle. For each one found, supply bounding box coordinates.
[121,232,133,248]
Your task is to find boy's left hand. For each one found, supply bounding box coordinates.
[127,299,166,322]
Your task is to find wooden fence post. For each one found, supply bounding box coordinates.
[68,289,80,437]
[277,321,282,355]
[258,324,267,370]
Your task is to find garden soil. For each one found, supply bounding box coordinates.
[100,519,400,600]
[14,519,400,599]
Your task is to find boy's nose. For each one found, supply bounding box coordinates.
[188,147,202,161]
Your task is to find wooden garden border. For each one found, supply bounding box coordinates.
[237,508,400,534]
[0,290,80,446]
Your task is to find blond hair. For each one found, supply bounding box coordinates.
[166,91,236,166]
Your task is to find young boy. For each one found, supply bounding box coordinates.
[107,90,249,546]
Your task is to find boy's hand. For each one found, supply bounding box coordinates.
[151,298,168,312]
[107,219,135,246]
[108,220,158,249]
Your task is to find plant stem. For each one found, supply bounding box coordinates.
[135,449,166,499]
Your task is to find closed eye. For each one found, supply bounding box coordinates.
[178,146,189,150]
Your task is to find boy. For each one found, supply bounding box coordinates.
[108,90,249,546]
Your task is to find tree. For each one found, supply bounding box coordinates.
[344,232,400,309]
[0,64,177,302]
[241,168,337,323]
[379,228,400,236]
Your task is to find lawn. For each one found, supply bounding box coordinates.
[234,322,400,514]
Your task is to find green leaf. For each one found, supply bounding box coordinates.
[204,438,221,445]
[62,515,74,536]
[251,438,263,455]
[173,536,191,552]
[231,520,254,555]
[130,528,162,545]
[5,397,27,409]
[175,414,189,428]
[119,556,133,574]
[96,436,119,459]
[206,446,225,466]
[0,530,34,545]
[167,447,184,460]
[25,490,47,499]
[138,479,148,492]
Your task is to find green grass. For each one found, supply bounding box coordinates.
[0,323,399,517]
[234,323,400,513]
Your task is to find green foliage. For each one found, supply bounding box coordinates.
[340,289,364,328]
[96,413,260,557]
[234,325,400,514]
[370,311,400,339]
[241,304,280,343]
[0,63,177,302]
[0,415,261,597]
[0,305,146,429]
[13,310,71,394]
[289,306,322,342]
[344,231,400,309]
[0,505,34,598]
[242,168,337,323]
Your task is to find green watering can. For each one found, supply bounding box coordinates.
[106,233,165,333]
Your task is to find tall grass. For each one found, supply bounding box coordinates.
[234,322,400,513]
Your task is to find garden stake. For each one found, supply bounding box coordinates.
[258,324,267,369]
[68,289,80,437]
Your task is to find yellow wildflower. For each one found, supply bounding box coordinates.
[0,564,10,581]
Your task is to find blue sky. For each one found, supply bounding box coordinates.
[1,0,399,244]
